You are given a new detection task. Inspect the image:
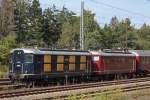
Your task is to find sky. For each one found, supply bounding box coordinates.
[39,0,150,28]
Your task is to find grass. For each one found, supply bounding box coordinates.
[131,89,150,99]
[66,88,150,100]
[0,65,8,78]
[90,88,125,100]
[66,88,126,100]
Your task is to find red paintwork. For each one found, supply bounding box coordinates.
[135,53,140,70]
[90,51,101,74]
[90,50,136,75]
[137,56,150,72]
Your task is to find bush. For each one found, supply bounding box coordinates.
[0,65,8,78]
[0,34,17,65]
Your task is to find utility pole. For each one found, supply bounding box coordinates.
[80,0,84,50]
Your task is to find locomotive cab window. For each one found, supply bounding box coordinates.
[24,54,33,63]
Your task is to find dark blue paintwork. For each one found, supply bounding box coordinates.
[10,50,34,75]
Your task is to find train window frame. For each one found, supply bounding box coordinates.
[24,54,33,63]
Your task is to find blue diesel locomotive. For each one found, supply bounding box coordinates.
[9,48,91,86]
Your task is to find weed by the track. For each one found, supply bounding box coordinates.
[0,65,7,78]
[67,88,126,100]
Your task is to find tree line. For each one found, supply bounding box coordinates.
[0,0,150,65]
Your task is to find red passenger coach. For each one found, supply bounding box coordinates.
[131,50,150,74]
[91,50,136,76]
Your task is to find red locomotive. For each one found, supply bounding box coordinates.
[91,49,136,79]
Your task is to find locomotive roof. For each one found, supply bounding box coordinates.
[130,50,150,56]
[10,48,90,55]
[90,50,135,56]
[99,50,135,56]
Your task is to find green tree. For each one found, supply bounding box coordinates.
[137,23,150,49]
[0,35,17,65]
[101,17,137,49]
[83,10,102,50]
[85,30,102,50]
[57,7,79,49]
[42,5,62,48]
[27,0,43,46]
[13,0,31,46]
[117,18,137,49]
[0,0,15,39]
[101,24,112,49]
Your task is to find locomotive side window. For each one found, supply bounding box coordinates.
[44,55,51,63]
[148,57,150,64]
[80,56,86,62]
[142,57,146,64]
[146,57,150,64]
[69,56,75,71]
[69,56,75,63]
[146,57,149,64]
[80,64,86,70]
[80,56,87,71]
[44,55,51,72]
[24,54,33,63]
[57,56,64,72]
[106,57,110,64]
[57,56,64,63]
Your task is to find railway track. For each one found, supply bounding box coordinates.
[0,78,11,86]
[57,82,150,100]
[1,77,150,99]
[0,78,25,91]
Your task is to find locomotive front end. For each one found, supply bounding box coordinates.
[9,49,34,82]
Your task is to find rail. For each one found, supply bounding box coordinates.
[0,77,150,99]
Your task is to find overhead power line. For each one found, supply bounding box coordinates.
[90,0,150,19]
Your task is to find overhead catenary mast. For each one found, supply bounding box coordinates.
[80,0,84,50]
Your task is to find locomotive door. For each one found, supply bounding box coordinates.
[13,50,24,74]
